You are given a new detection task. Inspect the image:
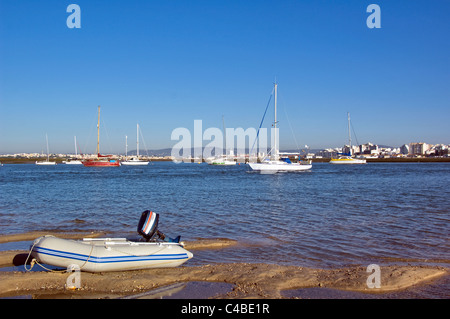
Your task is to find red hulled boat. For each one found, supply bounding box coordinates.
[82,106,121,167]
[82,154,120,167]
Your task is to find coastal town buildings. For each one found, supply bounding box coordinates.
[409,143,432,156]
[314,142,449,159]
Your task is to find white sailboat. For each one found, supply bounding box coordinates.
[329,112,366,164]
[209,152,236,166]
[208,116,236,166]
[248,83,312,172]
[64,136,83,164]
[36,134,56,165]
[122,124,149,166]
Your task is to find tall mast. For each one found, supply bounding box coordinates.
[347,112,352,155]
[273,82,278,160]
[222,115,226,156]
[45,133,50,162]
[96,105,100,157]
[74,136,77,156]
[137,123,140,158]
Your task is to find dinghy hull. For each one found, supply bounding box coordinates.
[31,236,193,272]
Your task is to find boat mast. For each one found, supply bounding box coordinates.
[347,112,352,156]
[273,82,279,160]
[45,133,50,162]
[137,123,139,158]
[96,105,100,157]
[74,136,77,156]
[222,115,226,157]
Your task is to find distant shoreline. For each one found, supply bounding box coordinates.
[1,157,449,164]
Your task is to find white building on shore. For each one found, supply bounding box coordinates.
[409,142,431,156]
[312,142,449,159]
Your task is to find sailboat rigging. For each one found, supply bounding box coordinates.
[82,106,120,167]
[64,136,83,164]
[248,83,312,172]
[121,123,149,165]
[329,112,366,164]
[207,115,236,165]
[36,134,56,165]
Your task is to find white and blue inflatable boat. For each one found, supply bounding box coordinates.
[30,210,193,272]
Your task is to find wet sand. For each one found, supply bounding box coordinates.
[0,231,448,299]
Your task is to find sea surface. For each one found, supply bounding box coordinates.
[0,162,449,270]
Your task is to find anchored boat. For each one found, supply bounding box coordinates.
[207,116,236,166]
[121,124,149,166]
[248,83,312,172]
[330,112,366,165]
[82,106,120,167]
[36,134,56,165]
[63,136,83,165]
[329,156,366,164]
[28,211,193,272]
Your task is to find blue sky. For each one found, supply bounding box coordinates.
[0,0,449,154]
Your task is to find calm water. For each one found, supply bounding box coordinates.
[0,162,449,269]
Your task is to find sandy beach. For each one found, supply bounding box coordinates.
[0,231,448,299]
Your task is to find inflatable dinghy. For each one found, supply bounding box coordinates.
[29,210,193,272]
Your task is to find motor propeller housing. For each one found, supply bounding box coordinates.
[137,210,180,243]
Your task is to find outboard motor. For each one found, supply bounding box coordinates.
[138,210,159,241]
[137,210,181,243]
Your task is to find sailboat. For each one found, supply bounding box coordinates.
[208,116,236,166]
[122,124,149,166]
[63,136,83,164]
[248,83,312,172]
[36,134,56,165]
[82,106,120,167]
[329,112,366,164]
[209,152,236,165]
